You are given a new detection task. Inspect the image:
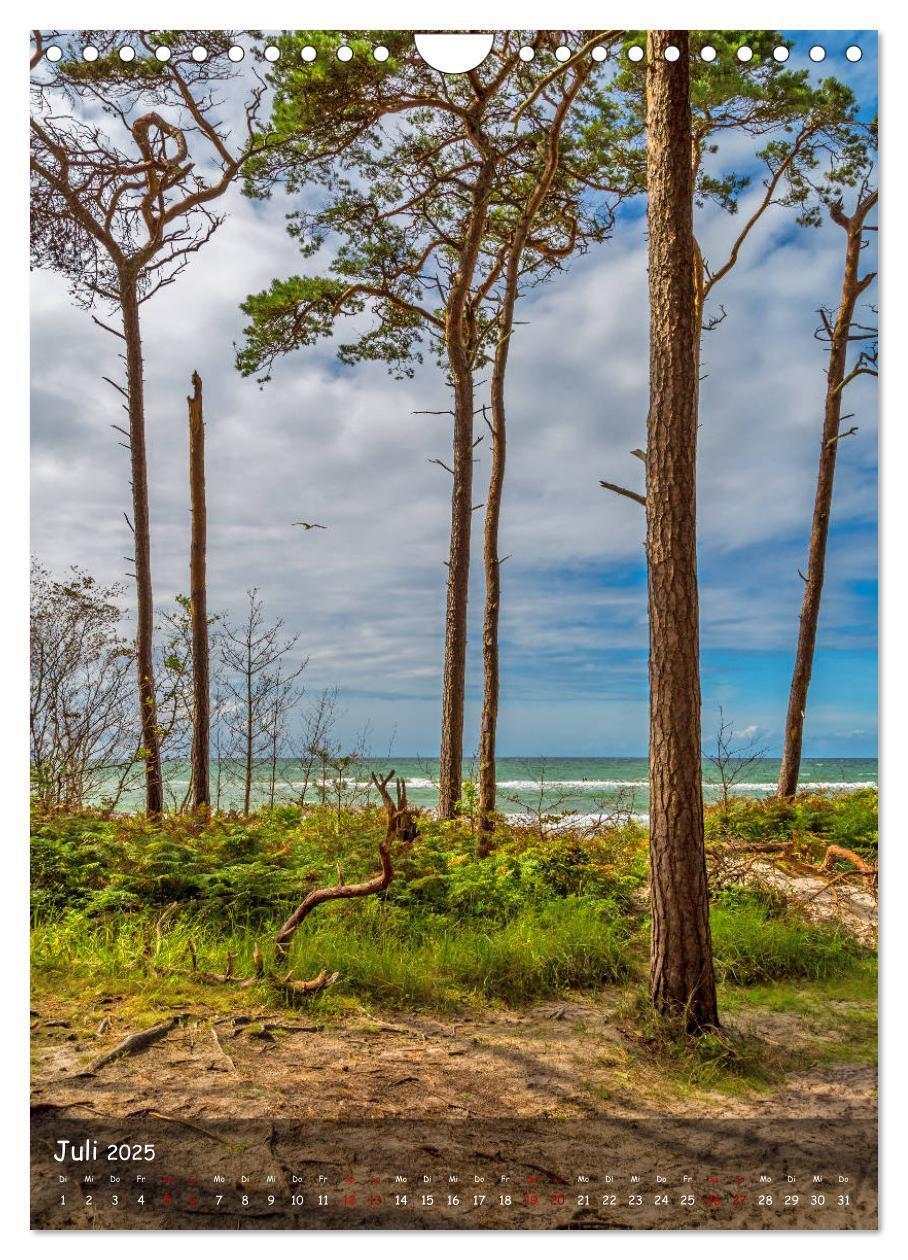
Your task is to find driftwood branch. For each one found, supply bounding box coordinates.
[275,772,419,953]
[155,780,421,995]
[819,843,877,882]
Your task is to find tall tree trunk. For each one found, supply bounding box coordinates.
[644,30,718,1032]
[437,358,475,818]
[476,74,588,843]
[477,352,506,853]
[120,274,163,817]
[777,192,878,798]
[244,647,253,815]
[187,371,210,811]
[437,160,495,819]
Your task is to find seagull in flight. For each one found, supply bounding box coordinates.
[292,521,327,530]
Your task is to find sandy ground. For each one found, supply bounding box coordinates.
[754,864,878,943]
[31,993,877,1230]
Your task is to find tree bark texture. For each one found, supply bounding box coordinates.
[477,70,590,843]
[121,274,163,817]
[437,161,495,818]
[644,30,718,1031]
[777,192,877,798]
[188,370,210,810]
[477,348,506,851]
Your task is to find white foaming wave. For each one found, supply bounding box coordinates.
[507,811,650,829]
[211,777,875,794]
[710,781,877,792]
[272,779,876,794]
[495,779,876,792]
[497,779,649,790]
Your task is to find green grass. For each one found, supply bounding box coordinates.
[31,890,872,1016]
[606,951,877,1102]
[710,889,867,984]
[31,895,637,1012]
[30,793,876,1019]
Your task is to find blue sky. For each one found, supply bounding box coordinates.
[30,30,878,758]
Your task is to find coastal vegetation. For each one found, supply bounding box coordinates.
[32,789,876,1013]
[30,29,877,1041]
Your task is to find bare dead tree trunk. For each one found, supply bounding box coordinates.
[777,191,877,798]
[244,640,254,815]
[120,273,163,817]
[645,30,718,1032]
[188,370,210,811]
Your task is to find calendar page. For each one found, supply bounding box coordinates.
[29,29,878,1230]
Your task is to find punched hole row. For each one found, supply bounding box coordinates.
[43,41,865,66]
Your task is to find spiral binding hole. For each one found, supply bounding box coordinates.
[43,38,866,69]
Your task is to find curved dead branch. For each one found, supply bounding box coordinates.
[275,770,419,952]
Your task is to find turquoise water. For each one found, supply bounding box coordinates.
[101,756,878,817]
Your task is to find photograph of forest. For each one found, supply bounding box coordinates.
[29,29,878,1230]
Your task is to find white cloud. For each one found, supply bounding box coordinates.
[30,115,877,753]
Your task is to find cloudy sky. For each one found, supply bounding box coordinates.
[30,30,878,759]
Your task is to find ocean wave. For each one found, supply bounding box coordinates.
[497,779,650,790]
[709,781,877,792]
[480,779,875,793]
[508,811,650,829]
[163,776,875,794]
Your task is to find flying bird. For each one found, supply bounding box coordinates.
[292,521,327,531]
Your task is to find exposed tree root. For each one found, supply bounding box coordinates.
[151,774,420,997]
[272,968,340,998]
[275,770,419,953]
[209,1023,237,1072]
[88,1014,186,1073]
[154,901,180,955]
[819,843,877,884]
[706,833,878,942]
